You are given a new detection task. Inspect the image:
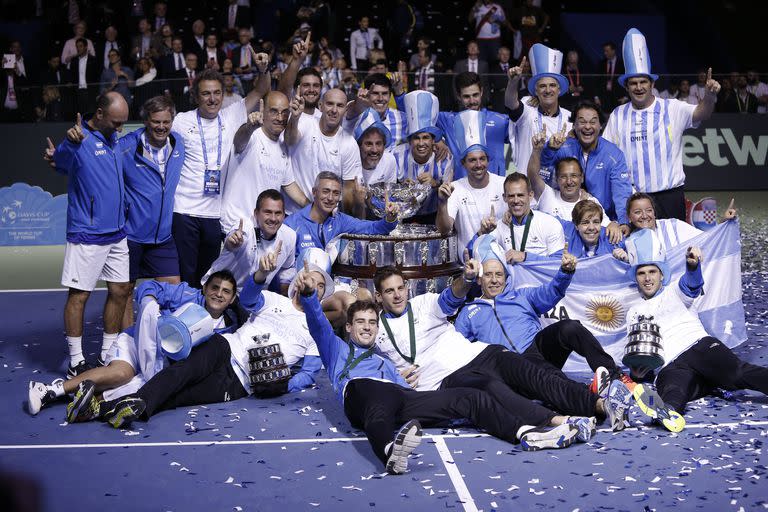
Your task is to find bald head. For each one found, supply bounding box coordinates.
[319,88,348,133]
[92,92,129,139]
[262,91,291,140]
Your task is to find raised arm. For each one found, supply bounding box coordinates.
[244,50,272,113]
[277,32,311,97]
[234,106,263,154]
[526,126,548,199]
[504,56,526,113]
[692,68,720,124]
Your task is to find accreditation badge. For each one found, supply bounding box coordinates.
[203,169,221,195]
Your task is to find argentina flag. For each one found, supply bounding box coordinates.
[509,221,745,372]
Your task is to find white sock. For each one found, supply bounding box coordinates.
[51,380,65,398]
[101,332,118,361]
[67,336,84,365]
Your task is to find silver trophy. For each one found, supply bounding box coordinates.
[622,315,665,370]
[368,180,431,221]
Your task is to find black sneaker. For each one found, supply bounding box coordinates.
[103,397,146,428]
[66,380,101,423]
[67,360,94,379]
[518,424,579,451]
[28,380,62,415]
[385,419,423,475]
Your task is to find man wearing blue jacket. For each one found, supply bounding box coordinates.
[456,235,621,384]
[284,171,399,260]
[120,95,186,327]
[294,264,590,473]
[53,92,133,377]
[28,270,245,421]
[540,102,632,227]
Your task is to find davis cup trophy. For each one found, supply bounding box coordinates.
[331,181,463,297]
[622,315,665,371]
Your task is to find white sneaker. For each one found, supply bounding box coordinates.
[385,419,423,475]
[517,423,579,451]
[28,379,62,415]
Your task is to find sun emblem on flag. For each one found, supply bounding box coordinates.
[584,295,625,332]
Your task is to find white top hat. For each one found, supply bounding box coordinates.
[527,43,569,97]
[618,28,659,87]
[353,107,392,147]
[453,109,488,159]
[403,90,443,140]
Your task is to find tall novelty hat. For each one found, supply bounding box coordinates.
[618,28,659,87]
[157,302,216,361]
[453,109,488,159]
[403,90,443,140]
[473,234,509,277]
[527,43,569,97]
[353,107,392,147]
[289,247,336,300]
[625,228,671,286]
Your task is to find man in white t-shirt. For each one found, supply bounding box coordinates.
[436,110,505,261]
[504,44,572,177]
[355,108,397,188]
[220,91,308,232]
[746,70,768,114]
[471,1,512,64]
[284,88,363,214]
[480,173,565,264]
[171,58,271,287]
[602,28,720,221]
[203,189,296,293]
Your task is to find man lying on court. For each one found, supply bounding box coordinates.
[294,256,595,475]
[65,246,329,427]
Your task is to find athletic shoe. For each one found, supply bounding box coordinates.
[632,384,686,433]
[66,380,101,423]
[518,424,579,451]
[103,397,146,429]
[97,355,107,367]
[28,379,62,415]
[590,367,611,398]
[67,360,94,379]
[385,419,423,475]
[619,373,637,393]
[605,379,633,431]
[566,416,597,443]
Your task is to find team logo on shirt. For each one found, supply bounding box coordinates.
[584,295,625,331]
[595,162,604,170]
[95,142,103,148]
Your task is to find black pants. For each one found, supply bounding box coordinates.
[137,335,248,418]
[344,378,554,463]
[172,213,223,287]
[648,186,686,221]
[441,345,598,418]
[524,320,619,375]
[656,336,768,414]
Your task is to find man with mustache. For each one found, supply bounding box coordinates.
[277,32,323,120]
[171,53,271,287]
[220,91,308,233]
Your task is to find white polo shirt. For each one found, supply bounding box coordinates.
[172,100,248,218]
[445,173,506,260]
[536,185,610,226]
[510,99,572,175]
[489,209,565,257]
[361,151,398,186]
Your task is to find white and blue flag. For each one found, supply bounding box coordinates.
[509,221,745,372]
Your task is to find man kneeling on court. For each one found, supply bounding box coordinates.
[294,261,593,475]
[28,270,246,421]
[93,246,328,427]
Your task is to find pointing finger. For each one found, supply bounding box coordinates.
[490,204,495,218]
[564,241,569,253]
[238,218,244,232]
[46,137,55,150]
[463,248,470,261]
[274,239,283,256]
[727,197,735,211]
[520,56,527,70]
[259,98,264,112]
[707,67,712,82]
[76,112,82,127]
[303,259,310,274]
[304,31,312,47]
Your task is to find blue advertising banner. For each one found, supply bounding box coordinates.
[0,183,67,245]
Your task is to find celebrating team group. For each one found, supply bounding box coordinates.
[27,27,768,475]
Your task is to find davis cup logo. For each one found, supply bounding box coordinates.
[0,200,22,224]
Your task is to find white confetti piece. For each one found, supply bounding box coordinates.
[507,485,519,491]
[342,486,362,491]
[329,427,338,433]
[528,478,539,484]
[489,475,501,480]
[651,476,661,483]
[336,461,344,466]
[491,502,498,508]
[529,488,545,496]
[225,477,234,484]
[295,470,304,474]
[270,476,282,480]
[317,476,326,480]
[171,462,181,466]
[625,476,637,482]
[180,467,189,472]
[234,507,242,511]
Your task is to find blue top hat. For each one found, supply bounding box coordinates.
[353,108,392,147]
[618,28,659,87]
[625,228,671,286]
[453,109,488,159]
[157,302,216,361]
[289,247,336,300]
[527,43,569,97]
[473,234,509,276]
[403,90,443,140]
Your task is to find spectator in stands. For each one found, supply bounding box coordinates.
[221,72,243,108]
[413,52,435,93]
[408,37,436,71]
[350,15,383,72]
[317,36,344,63]
[131,18,154,61]
[689,69,711,105]
[659,80,679,99]
[746,69,768,113]
[677,79,693,104]
[388,0,416,61]
[150,1,170,32]
[99,50,134,107]
[221,0,251,31]
[96,26,124,72]
[596,41,624,113]
[340,68,360,100]
[731,73,758,113]
[453,40,489,106]
[232,29,255,94]
[69,38,100,114]
[35,85,65,122]
[562,50,586,111]
[203,33,226,71]
[511,0,549,56]
[469,0,513,64]
[318,52,341,95]
[158,37,185,79]
[152,24,175,58]
[489,46,512,112]
[717,74,737,112]
[185,19,207,60]
[1,50,30,122]
[133,58,159,115]
[62,20,95,66]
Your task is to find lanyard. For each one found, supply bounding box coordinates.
[511,212,533,251]
[141,133,169,167]
[536,108,561,134]
[337,342,375,382]
[196,111,223,170]
[490,303,518,353]
[380,306,417,364]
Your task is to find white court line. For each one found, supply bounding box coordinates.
[432,436,479,512]
[0,287,106,293]
[1,420,766,450]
